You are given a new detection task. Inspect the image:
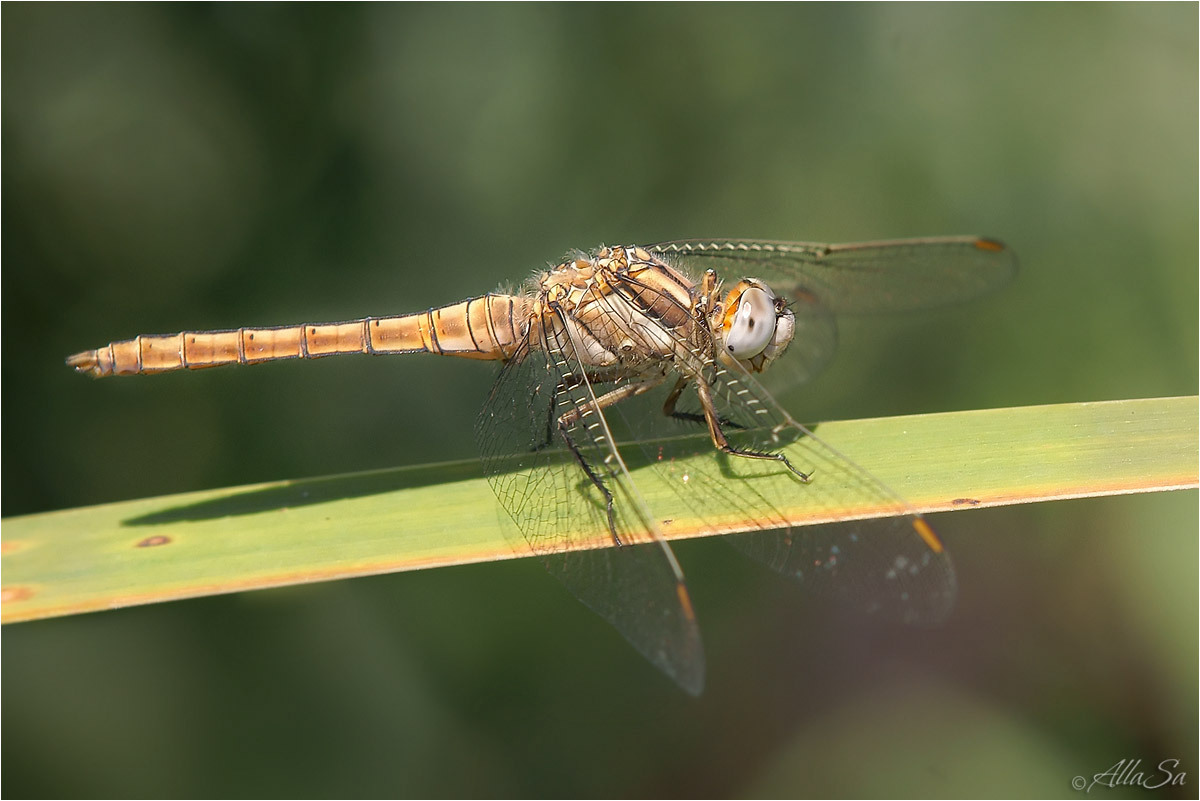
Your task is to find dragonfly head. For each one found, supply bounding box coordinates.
[714,279,795,373]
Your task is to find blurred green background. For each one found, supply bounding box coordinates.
[3,4,1196,797]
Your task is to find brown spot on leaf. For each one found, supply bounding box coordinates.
[952,498,981,506]
[1,586,34,603]
[137,535,172,548]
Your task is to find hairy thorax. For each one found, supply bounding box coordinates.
[526,247,704,374]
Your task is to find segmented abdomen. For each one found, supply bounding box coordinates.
[66,293,532,377]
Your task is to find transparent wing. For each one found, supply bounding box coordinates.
[648,235,1016,401]
[475,324,705,694]
[649,236,1017,314]
[616,336,957,626]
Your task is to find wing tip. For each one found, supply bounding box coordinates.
[972,237,1008,253]
[912,517,945,554]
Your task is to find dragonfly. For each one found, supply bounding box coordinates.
[67,236,1016,694]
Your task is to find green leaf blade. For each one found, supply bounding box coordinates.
[3,396,1195,624]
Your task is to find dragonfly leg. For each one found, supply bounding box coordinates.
[533,376,664,451]
[694,379,811,482]
[661,376,746,431]
[551,377,667,545]
[534,388,559,451]
[557,378,665,429]
[557,420,622,546]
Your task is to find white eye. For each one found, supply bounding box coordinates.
[725,286,777,359]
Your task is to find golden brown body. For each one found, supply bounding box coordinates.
[66,246,704,378]
[66,292,531,377]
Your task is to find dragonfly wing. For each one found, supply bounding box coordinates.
[617,347,957,626]
[649,237,1007,395]
[475,338,705,695]
[726,516,957,625]
[624,236,1005,622]
[649,236,1017,314]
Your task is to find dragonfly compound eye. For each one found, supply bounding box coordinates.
[724,285,777,359]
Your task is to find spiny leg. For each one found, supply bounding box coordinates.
[532,380,565,451]
[552,377,666,546]
[694,378,811,482]
[557,379,661,429]
[534,376,662,451]
[558,419,621,546]
[662,376,747,431]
